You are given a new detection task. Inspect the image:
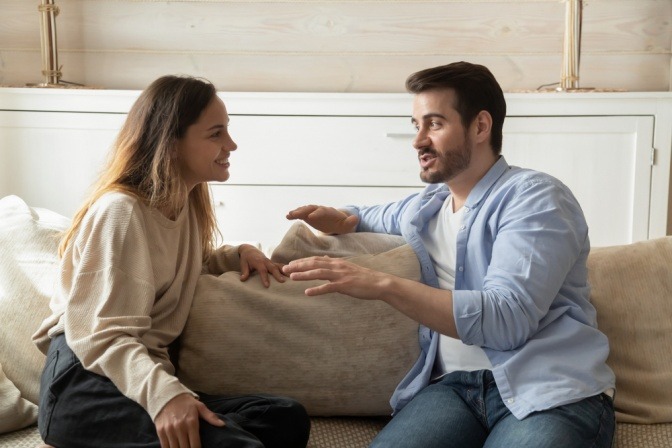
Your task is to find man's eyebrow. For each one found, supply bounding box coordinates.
[411,113,447,124]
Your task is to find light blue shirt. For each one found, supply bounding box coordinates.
[343,157,615,420]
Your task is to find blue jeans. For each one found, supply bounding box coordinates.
[370,370,614,448]
[39,334,311,448]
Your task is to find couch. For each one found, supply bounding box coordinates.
[1,195,671,447]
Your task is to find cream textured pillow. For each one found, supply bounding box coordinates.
[588,237,672,424]
[0,195,69,433]
[178,223,420,416]
[0,362,37,434]
[270,222,408,264]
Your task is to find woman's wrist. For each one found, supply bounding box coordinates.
[237,244,256,256]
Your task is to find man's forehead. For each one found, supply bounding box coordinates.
[412,90,458,117]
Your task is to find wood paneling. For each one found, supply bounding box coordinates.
[0,0,670,91]
[2,50,669,93]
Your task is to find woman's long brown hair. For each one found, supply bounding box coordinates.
[59,76,219,260]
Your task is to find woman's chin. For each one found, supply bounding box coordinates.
[212,170,230,183]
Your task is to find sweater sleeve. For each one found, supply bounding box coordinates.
[62,198,194,420]
[202,244,241,275]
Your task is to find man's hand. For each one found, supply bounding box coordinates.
[283,255,460,338]
[286,205,359,235]
[238,244,286,287]
[282,255,386,300]
[155,393,225,448]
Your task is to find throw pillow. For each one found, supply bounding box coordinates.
[0,362,37,434]
[270,221,407,264]
[0,195,69,432]
[588,237,672,424]
[178,223,420,416]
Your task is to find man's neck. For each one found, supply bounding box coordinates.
[447,153,498,212]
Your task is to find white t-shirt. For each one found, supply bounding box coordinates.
[420,196,492,378]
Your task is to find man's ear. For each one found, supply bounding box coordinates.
[473,110,493,144]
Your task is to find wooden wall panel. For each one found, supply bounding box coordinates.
[1,50,669,93]
[0,0,670,92]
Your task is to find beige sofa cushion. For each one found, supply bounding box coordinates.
[178,223,421,416]
[588,237,672,424]
[2,192,671,427]
[270,222,410,264]
[0,195,69,433]
[0,363,37,434]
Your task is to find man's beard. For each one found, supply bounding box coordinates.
[419,137,472,184]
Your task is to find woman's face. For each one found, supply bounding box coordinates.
[176,96,237,191]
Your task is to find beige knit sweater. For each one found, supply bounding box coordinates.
[33,192,240,420]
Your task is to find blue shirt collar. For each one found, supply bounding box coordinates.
[465,156,509,210]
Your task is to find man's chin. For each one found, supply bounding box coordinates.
[420,170,442,184]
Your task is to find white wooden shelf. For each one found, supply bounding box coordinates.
[1,88,671,251]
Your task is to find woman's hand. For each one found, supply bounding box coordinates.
[238,244,286,287]
[155,393,225,448]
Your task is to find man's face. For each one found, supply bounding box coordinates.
[411,89,473,185]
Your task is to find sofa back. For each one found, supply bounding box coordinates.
[588,237,672,423]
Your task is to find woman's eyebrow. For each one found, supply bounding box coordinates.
[205,124,225,132]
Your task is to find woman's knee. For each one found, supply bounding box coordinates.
[265,396,311,448]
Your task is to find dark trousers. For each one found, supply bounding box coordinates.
[38,334,311,448]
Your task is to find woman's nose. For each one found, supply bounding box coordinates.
[225,135,237,152]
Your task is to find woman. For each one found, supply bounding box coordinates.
[32,75,311,448]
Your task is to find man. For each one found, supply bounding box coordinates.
[282,61,616,448]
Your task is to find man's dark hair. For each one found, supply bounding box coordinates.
[406,61,506,154]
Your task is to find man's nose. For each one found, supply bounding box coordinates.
[413,129,429,150]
